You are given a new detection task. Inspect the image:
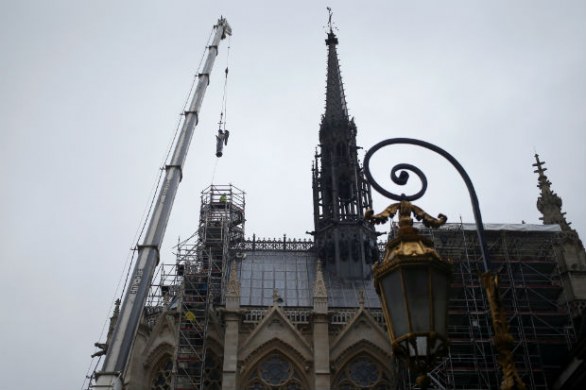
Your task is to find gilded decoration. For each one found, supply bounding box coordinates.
[481,273,526,390]
[365,200,447,229]
[366,200,450,293]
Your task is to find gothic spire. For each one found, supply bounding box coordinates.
[533,154,572,232]
[322,27,349,127]
[312,11,378,279]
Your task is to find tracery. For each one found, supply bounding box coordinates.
[332,354,393,390]
[150,355,173,390]
[242,353,306,390]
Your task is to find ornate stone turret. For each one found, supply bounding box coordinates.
[312,21,378,279]
[533,154,573,232]
[533,154,586,319]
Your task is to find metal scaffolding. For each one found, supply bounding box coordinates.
[398,223,576,390]
[146,184,245,390]
[145,213,573,389]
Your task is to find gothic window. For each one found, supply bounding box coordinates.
[333,354,393,390]
[203,352,222,390]
[151,355,173,390]
[242,353,306,390]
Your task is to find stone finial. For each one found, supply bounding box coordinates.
[358,288,365,308]
[313,260,328,314]
[226,260,240,295]
[314,261,328,299]
[272,289,283,305]
[533,154,573,232]
[226,261,241,311]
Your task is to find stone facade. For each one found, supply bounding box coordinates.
[124,262,396,390]
[115,24,585,390]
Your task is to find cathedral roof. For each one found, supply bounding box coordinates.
[236,222,562,309]
[237,250,380,308]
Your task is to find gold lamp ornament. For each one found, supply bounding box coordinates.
[366,200,450,389]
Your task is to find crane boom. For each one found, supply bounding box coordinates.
[92,17,232,390]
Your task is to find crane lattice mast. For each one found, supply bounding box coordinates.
[92,17,232,390]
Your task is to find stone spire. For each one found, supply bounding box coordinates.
[312,17,379,279]
[322,27,349,128]
[533,154,572,232]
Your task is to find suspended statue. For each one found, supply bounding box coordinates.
[215,128,230,157]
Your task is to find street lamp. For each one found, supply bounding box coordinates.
[367,200,451,388]
[364,138,526,390]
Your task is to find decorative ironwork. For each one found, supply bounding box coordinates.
[366,200,447,229]
[365,161,428,202]
[364,137,526,390]
[244,236,314,252]
[364,137,489,271]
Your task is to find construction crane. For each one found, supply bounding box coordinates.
[92,17,232,390]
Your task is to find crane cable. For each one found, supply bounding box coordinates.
[219,35,231,133]
[211,35,231,184]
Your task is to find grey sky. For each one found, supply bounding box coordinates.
[0,1,584,389]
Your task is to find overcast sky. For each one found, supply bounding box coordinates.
[1,1,584,389]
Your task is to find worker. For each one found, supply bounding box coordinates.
[216,129,230,157]
[219,194,227,203]
[91,342,108,358]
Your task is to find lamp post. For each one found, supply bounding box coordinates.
[364,138,525,390]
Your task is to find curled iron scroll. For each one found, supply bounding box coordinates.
[363,137,490,272]
[364,142,428,201]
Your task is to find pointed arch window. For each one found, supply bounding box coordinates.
[150,355,173,390]
[332,354,393,390]
[242,353,306,390]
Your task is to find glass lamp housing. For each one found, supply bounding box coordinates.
[374,230,451,365]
